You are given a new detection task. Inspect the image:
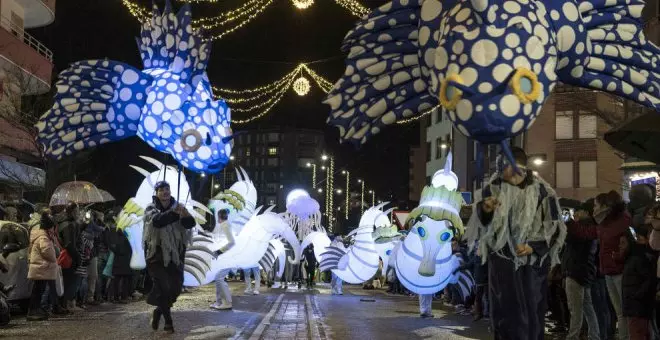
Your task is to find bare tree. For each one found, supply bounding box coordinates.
[0,58,54,198]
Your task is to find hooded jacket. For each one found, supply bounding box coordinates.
[27,228,58,280]
[565,206,631,276]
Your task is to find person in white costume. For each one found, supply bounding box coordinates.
[243,267,261,295]
[210,209,235,310]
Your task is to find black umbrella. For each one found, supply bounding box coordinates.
[604,113,660,164]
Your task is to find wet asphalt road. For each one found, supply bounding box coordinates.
[2,282,493,340]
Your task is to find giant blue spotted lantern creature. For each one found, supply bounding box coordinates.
[36,1,233,174]
[325,0,660,168]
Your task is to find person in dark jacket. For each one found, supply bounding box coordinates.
[143,181,195,334]
[567,191,631,340]
[620,226,656,340]
[57,202,83,312]
[302,245,317,289]
[563,202,600,340]
[109,227,133,303]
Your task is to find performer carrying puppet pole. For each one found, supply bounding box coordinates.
[144,181,196,333]
[467,147,566,340]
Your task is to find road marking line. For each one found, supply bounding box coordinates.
[305,295,321,340]
[247,293,284,340]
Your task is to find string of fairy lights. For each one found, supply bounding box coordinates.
[123,0,369,41]
[122,0,429,126]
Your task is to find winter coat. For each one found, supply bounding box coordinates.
[27,228,58,281]
[110,229,133,276]
[303,248,317,268]
[565,209,631,276]
[57,214,82,269]
[622,245,657,318]
[562,219,598,286]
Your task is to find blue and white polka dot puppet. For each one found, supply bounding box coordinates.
[326,0,659,167]
[36,1,233,174]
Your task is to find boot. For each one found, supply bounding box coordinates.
[150,308,161,330]
[26,309,48,321]
[69,300,83,312]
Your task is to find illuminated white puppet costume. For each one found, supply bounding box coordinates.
[115,156,210,270]
[394,153,473,316]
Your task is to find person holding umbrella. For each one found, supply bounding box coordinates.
[143,181,195,334]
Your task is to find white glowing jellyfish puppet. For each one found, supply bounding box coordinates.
[282,189,323,240]
[115,156,210,270]
[307,203,393,285]
[394,153,473,296]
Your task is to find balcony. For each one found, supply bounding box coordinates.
[15,0,56,28]
[0,15,53,94]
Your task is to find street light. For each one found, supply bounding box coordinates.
[321,154,329,161]
[368,190,375,206]
[440,143,448,149]
[530,154,547,166]
[336,189,343,194]
[317,188,323,193]
[229,155,235,161]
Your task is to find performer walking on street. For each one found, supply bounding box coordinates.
[144,181,195,333]
[467,147,566,340]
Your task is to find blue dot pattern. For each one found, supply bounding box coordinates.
[417,226,426,238]
[326,0,659,148]
[35,1,233,174]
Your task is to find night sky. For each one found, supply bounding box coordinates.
[31,0,420,207]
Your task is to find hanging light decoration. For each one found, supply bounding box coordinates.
[293,76,311,96]
[291,0,314,9]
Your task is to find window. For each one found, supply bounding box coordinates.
[578,112,597,139]
[267,158,278,166]
[268,147,278,156]
[245,149,251,157]
[266,183,277,193]
[556,161,574,188]
[556,111,574,140]
[266,196,277,206]
[268,133,279,142]
[434,110,443,124]
[579,161,597,188]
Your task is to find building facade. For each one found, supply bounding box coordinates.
[221,128,325,210]
[0,0,54,201]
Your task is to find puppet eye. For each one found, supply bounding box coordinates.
[438,230,453,244]
[509,68,540,104]
[417,226,428,240]
[439,74,464,110]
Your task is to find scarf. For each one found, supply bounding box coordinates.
[593,206,612,225]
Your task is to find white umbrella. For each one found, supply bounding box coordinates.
[49,181,105,207]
